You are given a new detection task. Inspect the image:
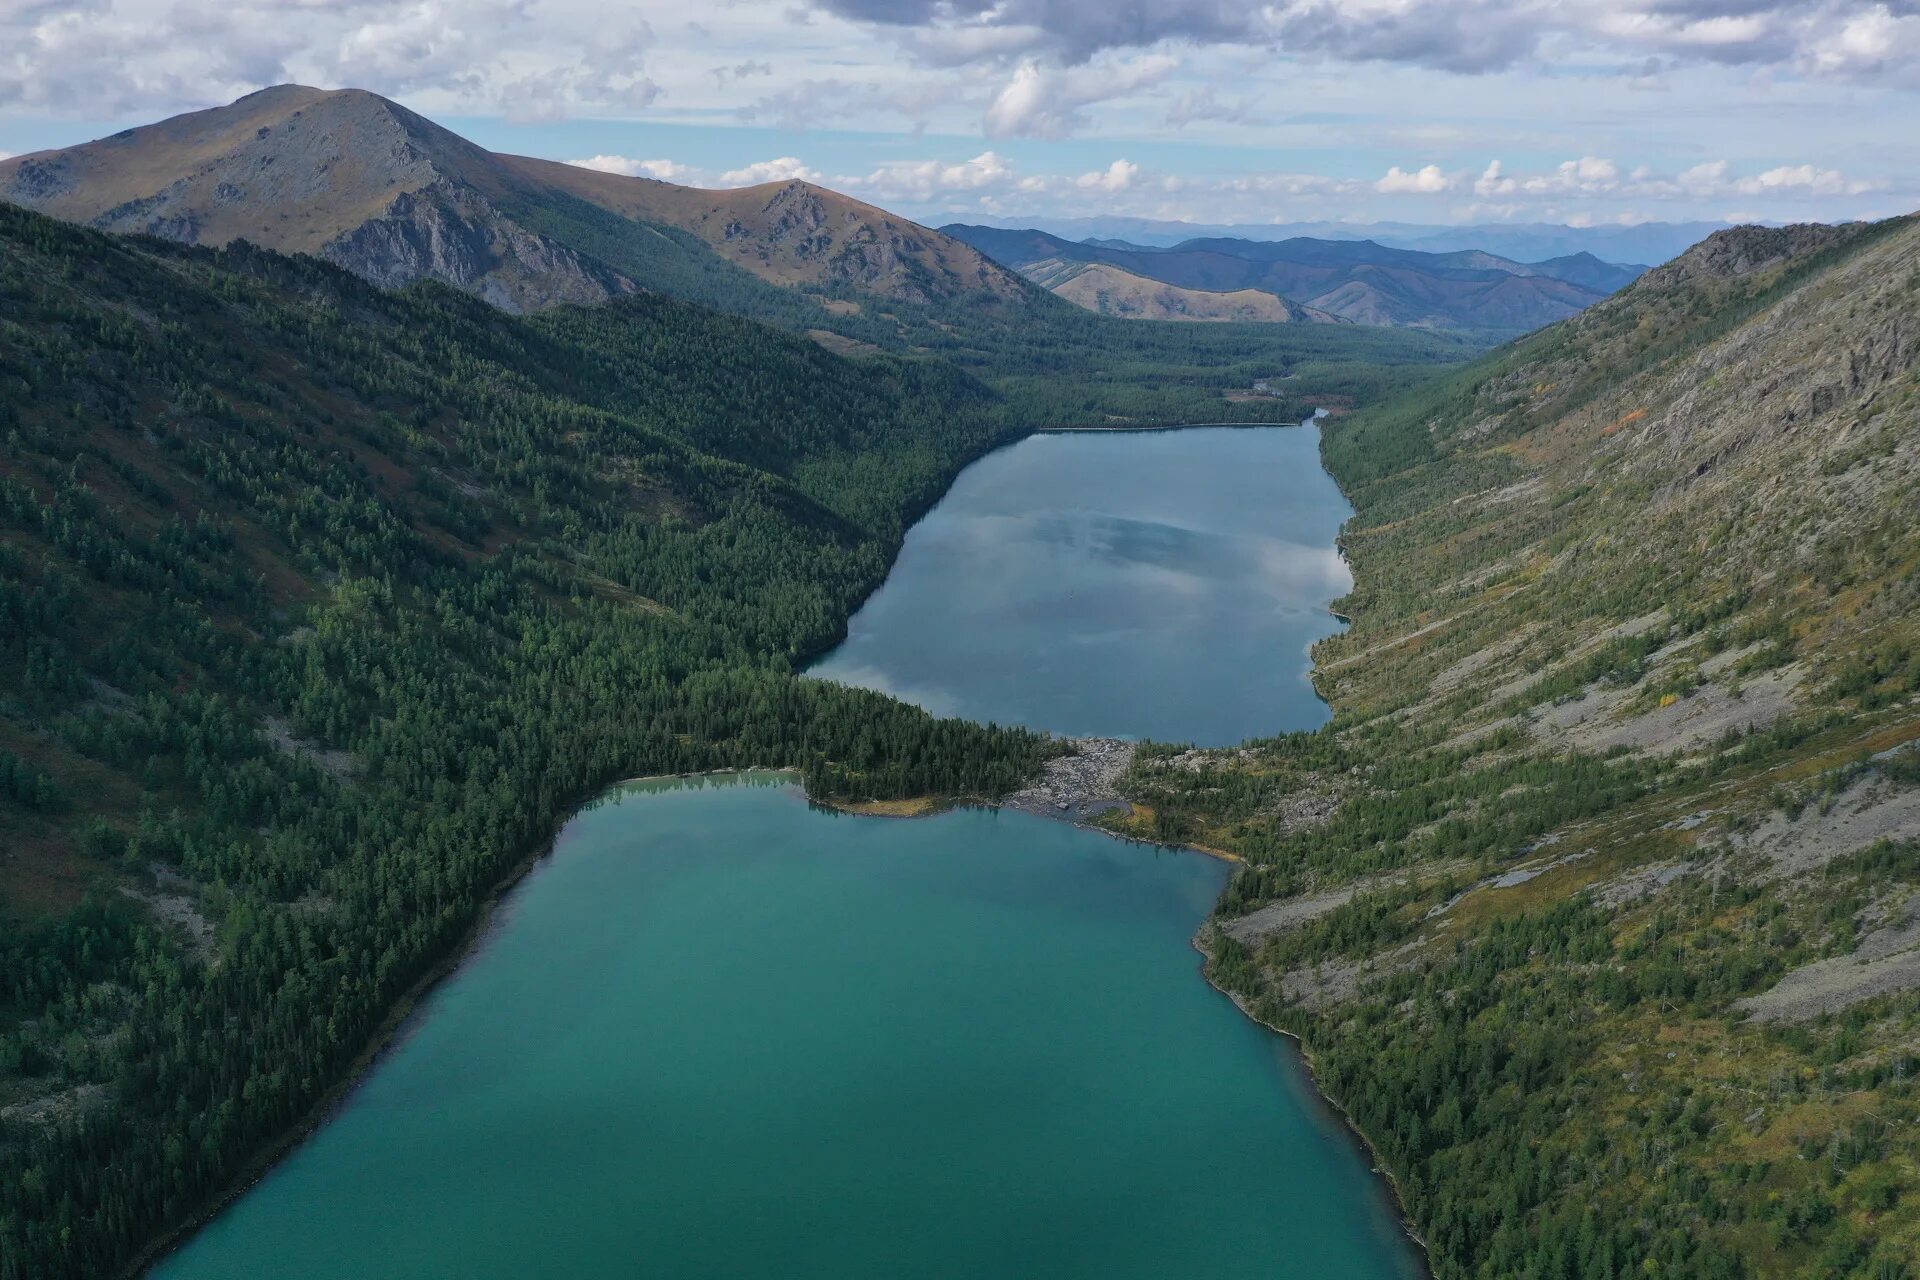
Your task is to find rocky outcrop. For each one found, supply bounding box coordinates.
[1003,737,1136,823]
[1,153,74,202]
[322,180,635,313]
[1640,221,1861,289]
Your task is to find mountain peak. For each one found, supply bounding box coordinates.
[0,82,493,257]
[0,87,1030,313]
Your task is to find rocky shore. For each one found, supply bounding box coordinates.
[1003,737,1137,823]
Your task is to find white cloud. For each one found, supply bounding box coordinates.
[898,22,1049,67]
[1076,159,1139,192]
[0,0,662,120]
[1561,156,1620,187]
[848,151,1017,202]
[567,155,691,180]
[1805,5,1920,76]
[1223,171,1364,198]
[561,152,838,191]
[1676,160,1731,195]
[1475,160,1515,197]
[1458,154,1880,211]
[817,0,1920,83]
[719,156,822,186]
[1376,164,1454,194]
[983,54,1175,137]
[1164,85,1263,127]
[711,60,773,87]
[0,0,1912,232]
[868,150,1893,228]
[1475,155,1625,197]
[1733,163,1875,195]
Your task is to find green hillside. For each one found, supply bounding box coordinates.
[0,204,1069,1278]
[1112,217,1920,1278]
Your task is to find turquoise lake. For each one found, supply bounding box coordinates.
[154,777,1420,1280]
[154,425,1421,1279]
[809,423,1353,745]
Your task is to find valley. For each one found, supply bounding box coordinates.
[0,173,1457,1277]
[1,75,1917,1280]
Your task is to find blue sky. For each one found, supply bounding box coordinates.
[3,0,1917,229]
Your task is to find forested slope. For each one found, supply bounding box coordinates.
[1114,217,1920,1278]
[0,204,1055,1277]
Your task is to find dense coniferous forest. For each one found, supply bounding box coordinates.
[0,203,1187,1276]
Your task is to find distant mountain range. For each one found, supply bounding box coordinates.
[0,85,1656,340]
[943,224,1645,333]
[0,85,1027,315]
[1020,259,1337,323]
[964,216,1726,266]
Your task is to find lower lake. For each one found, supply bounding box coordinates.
[808,422,1353,745]
[154,776,1421,1280]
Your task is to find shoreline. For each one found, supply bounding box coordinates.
[122,801,583,1279]
[1190,927,1435,1276]
[127,765,1412,1279]
[1037,416,1312,434]
[128,408,1423,1279]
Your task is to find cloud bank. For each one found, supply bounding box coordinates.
[811,0,1920,81]
[1,0,1913,226]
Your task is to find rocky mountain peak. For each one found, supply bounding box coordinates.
[0,86,1033,314]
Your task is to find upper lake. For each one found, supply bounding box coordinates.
[809,422,1353,745]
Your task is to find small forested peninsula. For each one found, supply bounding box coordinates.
[1110,217,1920,1277]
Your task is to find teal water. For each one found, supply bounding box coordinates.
[155,776,1420,1279]
[808,423,1353,745]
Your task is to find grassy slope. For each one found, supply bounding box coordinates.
[1115,218,1920,1278]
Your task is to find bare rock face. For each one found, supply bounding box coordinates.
[2,153,74,201]
[1640,222,1859,290]
[1003,738,1137,823]
[321,180,636,314]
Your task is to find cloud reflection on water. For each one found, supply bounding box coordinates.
[809,425,1354,745]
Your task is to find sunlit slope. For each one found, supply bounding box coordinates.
[1120,216,1920,1279]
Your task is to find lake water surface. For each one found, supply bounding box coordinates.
[155,777,1420,1280]
[809,423,1352,745]
[154,425,1420,1279]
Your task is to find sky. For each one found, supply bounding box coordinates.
[2,0,1917,230]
